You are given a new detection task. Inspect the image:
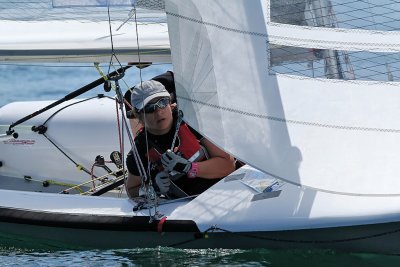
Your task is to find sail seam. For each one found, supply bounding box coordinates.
[165,12,268,37]
[178,96,400,134]
[166,12,400,52]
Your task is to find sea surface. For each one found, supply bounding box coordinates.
[1,63,400,266]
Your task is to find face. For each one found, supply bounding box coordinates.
[140,97,173,135]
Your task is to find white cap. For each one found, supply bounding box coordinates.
[131,80,170,110]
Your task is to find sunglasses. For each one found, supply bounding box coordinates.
[140,97,170,113]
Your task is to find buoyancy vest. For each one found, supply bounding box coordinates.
[127,122,219,198]
[176,123,207,162]
[144,123,207,173]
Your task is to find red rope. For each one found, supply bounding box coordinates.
[115,100,123,152]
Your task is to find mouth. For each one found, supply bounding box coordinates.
[156,118,166,123]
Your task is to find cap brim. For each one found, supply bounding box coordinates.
[138,91,171,110]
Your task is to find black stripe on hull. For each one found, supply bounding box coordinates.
[0,206,199,233]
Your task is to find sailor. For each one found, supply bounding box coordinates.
[124,71,176,136]
[125,80,235,199]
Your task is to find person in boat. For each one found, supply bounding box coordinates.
[124,71,176,136]
[124,70,245,170]
[125,80,236,199]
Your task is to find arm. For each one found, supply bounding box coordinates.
[125,172,142,198]
[195,138,236,179]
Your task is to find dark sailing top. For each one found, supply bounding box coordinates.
[126,121,221,197]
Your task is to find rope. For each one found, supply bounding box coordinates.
[130,4,160,220]
[62,167,125,194]
[115,100,124,153]
[38,96,115,180]
[99,3,142,202]
[133,4,152,183]
[42,133,93,177]
[90,163,97,189]
[28,94,131,196]
[46,180,84,193]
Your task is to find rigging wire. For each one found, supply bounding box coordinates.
[37,97,104,177]
[106,5,124,74]
[133,5,152,181]
[103,3,141,202]
[102,1,159,217]
[131,4,160,219]
[129,6,150,184]
[130,3,185,214]
[37,95,127,196]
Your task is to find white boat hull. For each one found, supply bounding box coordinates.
[0,98,130,194]
[1,166,400,253]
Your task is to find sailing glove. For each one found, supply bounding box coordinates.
[155,171,170,194]
[161,149,191,174]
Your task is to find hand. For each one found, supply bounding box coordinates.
[161,149,191,174]
[155,171,170,194]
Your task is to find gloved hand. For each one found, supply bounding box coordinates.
[155,171,170,194]
[161,149,191,174]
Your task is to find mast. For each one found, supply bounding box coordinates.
[309,0,340,79]
[304,0,355,80]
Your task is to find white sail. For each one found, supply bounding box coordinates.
[0,0,170,63]
[165,0,400,195]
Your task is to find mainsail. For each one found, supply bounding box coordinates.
[0,0,169,63]
[165,0,400,195]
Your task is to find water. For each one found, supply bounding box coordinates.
[0,63,172,108]
[1,63,400,266]
[1,246,400,267]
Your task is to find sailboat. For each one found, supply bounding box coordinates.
[2,0,400,254]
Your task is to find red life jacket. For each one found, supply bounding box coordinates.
[144,123,207,171]
[176,123,202,160]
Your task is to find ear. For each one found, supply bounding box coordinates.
[170,103,177,110]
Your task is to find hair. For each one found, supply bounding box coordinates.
[131,107,144,123]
